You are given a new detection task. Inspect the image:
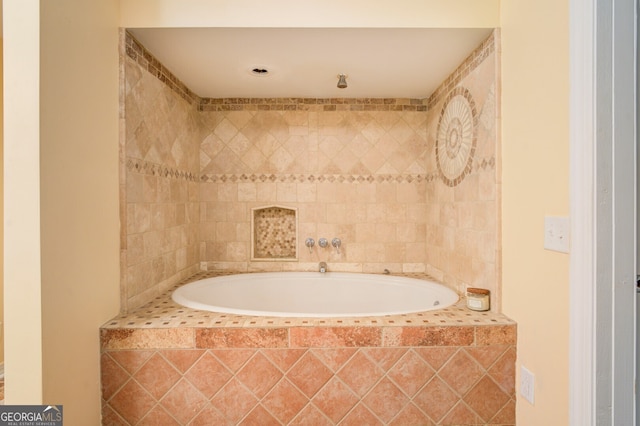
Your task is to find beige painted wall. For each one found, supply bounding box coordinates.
[500,0,570,424]
[4,0,43,402]
[4,0,121,424]
[0,37,4,365]
[39,0,121,422]
[0,0,570,423]
[120,0,500,29]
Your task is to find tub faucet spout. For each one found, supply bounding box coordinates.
[319,262,327,273]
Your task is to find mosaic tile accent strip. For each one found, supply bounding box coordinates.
[199,97,428,112]
[473,156,496,172]
[435,87,478,187]
[125,32,200,106]
[426,30,497,110]
[124,129,449,190]
[200,167,496,184]
[252,207,297,259]
[126,158,199,182]
[200,173,438,184]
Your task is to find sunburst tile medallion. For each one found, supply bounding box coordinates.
[436,87,478,187]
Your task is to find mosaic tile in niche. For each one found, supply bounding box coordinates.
[252,206,297,260]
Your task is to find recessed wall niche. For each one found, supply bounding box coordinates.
[251,206,298,261]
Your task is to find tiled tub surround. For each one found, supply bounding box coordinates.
[424,32,501,309]
[121,32,205,312]
[112,30,511,426]
[121,30,500,309]
[198,102,433,275]
[101,272,515,426]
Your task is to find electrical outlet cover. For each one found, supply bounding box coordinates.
[520,365,535,404]
[544,216,570,253]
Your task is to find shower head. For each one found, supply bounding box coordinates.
[337,74,348,89]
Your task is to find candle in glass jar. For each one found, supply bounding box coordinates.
[466,287,490,311]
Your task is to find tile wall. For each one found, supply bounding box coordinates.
[424,32,501,308]
[120,33,205,311]
[198,98,431,274]
[120,30,500,311]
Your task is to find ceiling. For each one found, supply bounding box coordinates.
[128,27,493,99]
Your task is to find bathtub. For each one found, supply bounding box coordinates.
[104,274,517,424]
[171,271,459,317]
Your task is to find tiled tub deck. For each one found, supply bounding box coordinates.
[100,272,516,426]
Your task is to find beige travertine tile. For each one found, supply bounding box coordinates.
[405,243,428,263]
[121,30,501,312]
[101,328,195,350]
[296,183,317,202]
[272,183,294,202]
[255,183,277,201]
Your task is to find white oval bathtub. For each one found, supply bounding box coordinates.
[172,272,458,318]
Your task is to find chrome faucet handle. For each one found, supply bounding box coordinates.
[305,237,315,253]
[331,238,341,254]
[318,238,328,248]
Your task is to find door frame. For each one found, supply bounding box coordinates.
[569,0,636,424]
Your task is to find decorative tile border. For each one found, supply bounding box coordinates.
[199,163,493,185]
[126,158,199,182]
[198,161,493,186]
[426,30,497,110]
[125,32,200,106]
[436,86,479,187]
[474,156,496,172]
[199,97,428,112]
[165,164,489,191]
[200,173,438,184]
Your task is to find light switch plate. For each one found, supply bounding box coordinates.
[544,216,570,253]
